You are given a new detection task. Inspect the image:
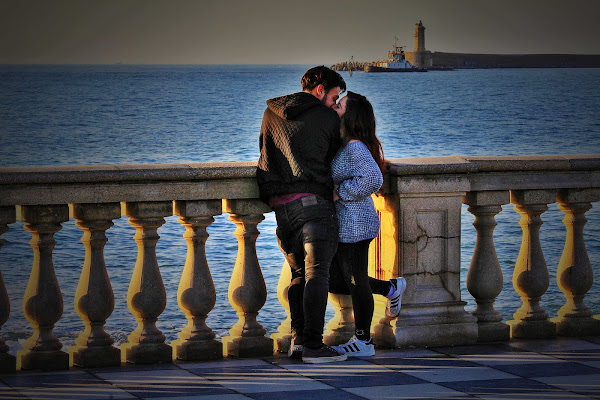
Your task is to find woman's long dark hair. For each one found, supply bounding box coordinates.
[341,91,385,176]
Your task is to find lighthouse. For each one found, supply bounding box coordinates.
[414,20,426,52]
[405,20,432,68]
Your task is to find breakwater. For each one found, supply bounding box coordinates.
[330,61,370,72]
[333,53,600,71]
[426,52,600,69]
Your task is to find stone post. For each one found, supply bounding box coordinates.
[508,190,556,339]
[171,200,223,361]
[68,203,121,368]
[271,260,292,353]
[121,201,173,364]
[0,207,16,372]
[324,294,355,346]
[371,195,398,347]
[551,189,600,336]
[17,205,69,371]
[221,199,273,357]
[463,191,511,342]
[372,175,478,348]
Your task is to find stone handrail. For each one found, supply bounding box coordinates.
[0,155,599,372]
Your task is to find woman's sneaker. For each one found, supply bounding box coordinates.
[302,344,347,364]
[333,336,375,357]
[386,277,407,317]
[288,335,303,359]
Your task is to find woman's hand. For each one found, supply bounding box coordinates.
[333,184,340,202]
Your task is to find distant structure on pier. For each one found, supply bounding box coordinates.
[405,21,432,68]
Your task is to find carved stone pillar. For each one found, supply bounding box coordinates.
[0,207,16,372]
[17,205,69,371]
[463,191,510,342]
[171,200,223,361]
[551,189,600,336]
[121,201,173,364]
[508,190,556,339]
[68,203,121,368]
[324,293,355,346]
[221,199,273,357]
[372,175,478,348]
[371,195,398,348]
[271,260,292,353]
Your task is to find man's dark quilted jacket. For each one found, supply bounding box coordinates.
[256,92,341,204]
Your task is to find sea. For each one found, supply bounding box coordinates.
[1,64,600,354]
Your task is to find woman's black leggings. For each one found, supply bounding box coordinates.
[329,239,391,340]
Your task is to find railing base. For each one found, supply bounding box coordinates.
[0,353,16,373]
[508,319,557,339]
[271,333,292,354]
[372,319,396,348]
[476,322,510,343]
[324,331,355,347]
[375,302,478,348]
[121,343,173,364]
[396,323,478,348]
[172,339,223,361]
[324,293,355,347]
[222,336,274,358]
[69,345,121,368]
[17,349,69,371]
[551,316,600,337]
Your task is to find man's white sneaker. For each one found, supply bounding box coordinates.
[332,336,375,357]
[386,277,406,317]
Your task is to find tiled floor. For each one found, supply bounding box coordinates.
[1,338,600,399]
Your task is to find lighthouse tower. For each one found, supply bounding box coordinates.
[414,20,425,52]
[405,20,431,68]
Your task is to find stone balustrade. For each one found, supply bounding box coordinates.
[0,156,598,372]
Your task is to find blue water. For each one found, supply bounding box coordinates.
[1,65,599,353]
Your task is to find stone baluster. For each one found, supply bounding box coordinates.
[551,189,600,336]
[271,260,292,353]
[324,293,355,346]
[0,207,16,372]
[221,199,273,357]
[507,190,556,339]
[171,200,223,361]
[121,202,173,364]
[463,191,510,342]
[17,205,69,370]
[68,203,121,368]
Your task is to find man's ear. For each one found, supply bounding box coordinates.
[313,84,325,100]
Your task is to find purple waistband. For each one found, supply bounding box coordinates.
[268,193,315,208]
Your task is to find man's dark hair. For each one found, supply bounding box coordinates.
[301,65,346,94]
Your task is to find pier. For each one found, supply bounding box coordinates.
[0,155,599,396]
[332,20,600,70]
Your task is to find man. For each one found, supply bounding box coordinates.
[257,65,346,363]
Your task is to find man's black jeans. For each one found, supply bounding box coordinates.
[273,195,338,348]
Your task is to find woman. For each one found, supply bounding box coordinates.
[329,91,406,357]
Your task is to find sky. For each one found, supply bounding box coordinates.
[2,0,600,65]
